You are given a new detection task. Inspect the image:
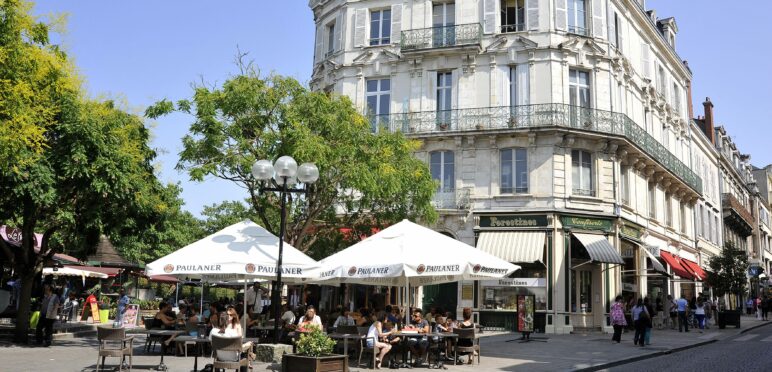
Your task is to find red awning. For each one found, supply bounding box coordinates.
[681,259,707,281]
[660,251,695,280]
[147,275,179,284]
[65,265,120,277]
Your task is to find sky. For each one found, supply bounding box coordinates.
[31,0,771,217]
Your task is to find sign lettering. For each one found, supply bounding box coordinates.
[561,216,613,232]
[479,215,548,228]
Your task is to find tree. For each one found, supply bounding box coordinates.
[199,200,258,235]
[146,67,437,255]
[707,241,748,309]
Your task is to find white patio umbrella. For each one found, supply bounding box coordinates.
[43,266,109,279]
[146,220,320,327]
[313,219,520,320]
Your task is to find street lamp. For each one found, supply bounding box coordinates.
[251,155,319,344]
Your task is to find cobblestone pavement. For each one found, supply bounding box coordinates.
[1,317,769,371]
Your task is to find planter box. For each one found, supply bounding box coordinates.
[282,354,347,372]
[718,310,741,329]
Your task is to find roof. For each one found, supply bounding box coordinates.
[86,235,140,268]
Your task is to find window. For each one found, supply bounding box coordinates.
[432,2,455,47]
[436,72,453,127]
[657,65,667,99]
[620,165,630,205]
[500,0,525,32]
[326,23,335,56]
[501,148,528,194]
[370,9,391,45]
[569,69,591,108]
[672,83,681,115]
[611,12,621,48]
[679,202,687,233]
[567,0,587,36]
[665,193,673,227]
[648,182,656,218]
[508,65,529,106]
[430,151,454,192]
[366,78,390,132]
[571,150,593,196]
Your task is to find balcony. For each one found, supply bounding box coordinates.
[400,23,482,52]
[432,188,471,210]
[722,193,754,237]
[370,104,703,194]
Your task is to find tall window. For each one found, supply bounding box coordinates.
[430,151,454,192]
[665,193,673,227]
[366,78,390,132]
[648,182,656,218]
[326,23,335,56]
[571,150,593,196]
[611,12,621,48]
[569,69,591,108]
[679,202,687,233]
[370,10,391,45]
[672,83,681,115]
[436,72,453,127]
[500,0,525,32]
[657,65,667,99]
[509,65,530,106]
[432,2,455,47]
[620,165,630,205]
[567,0,587,35]
[501,148,528,194]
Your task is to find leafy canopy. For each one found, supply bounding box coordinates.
[706,241,749,298]
[147,67,436,255]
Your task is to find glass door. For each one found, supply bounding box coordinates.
[432,2,455,47]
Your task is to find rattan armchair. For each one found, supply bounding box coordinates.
[452,328,480,365]
[211,335,248,371]
[96,326,133,371]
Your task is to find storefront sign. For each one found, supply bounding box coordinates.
[461,284,474,301]
[560,216,613,232]
[479,215,548,228]
[481,278,547,287]
[619,222,644,241]
[645,245,660,257]
[622,282,638,292]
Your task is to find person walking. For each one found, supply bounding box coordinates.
[667,295,677,330]
[610,295,627,343]
[746,298,754,315]
[631,298,648,347]
[643,297,655,345]
[115,288,130,327]
[654,297,664,330]
[676,294,689,332]
[36,284,60,347]
[761,296,770,321]
[703,297,712,329]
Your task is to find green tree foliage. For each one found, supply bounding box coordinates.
[199,200,258,235]
[146,68,437,255]
[707,241,748,299]
[0,1,171,340]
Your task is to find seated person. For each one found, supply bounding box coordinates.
[297,306,323,331]
[367,313,393,369]
[333,309,355,328]
[61,292,79,322]
[457,307,477,364]
[357,308,373,327]
[210,313,240,362]
[280,304,296,328]
[405,309,430,366]
[154,302,176,329]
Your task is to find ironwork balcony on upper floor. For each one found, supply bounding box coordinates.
[370,104,703,195]
[400,23,482,51]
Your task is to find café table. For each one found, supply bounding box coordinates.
[126,328,182,371]
[173,335,261,372]
[391,331,459,368]
[328,332,366,362]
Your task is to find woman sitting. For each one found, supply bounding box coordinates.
[297,306,323,331]
[221,306,256,362]
[457,307,477,364]
[154,302,176,329]
[367,313,393,369]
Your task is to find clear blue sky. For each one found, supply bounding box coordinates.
[32,1,771,217]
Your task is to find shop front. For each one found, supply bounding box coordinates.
[619,222,669,305]
[472,214,551,332]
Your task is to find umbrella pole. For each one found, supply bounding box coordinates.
[243,275,248,331]
[200,282,204,318]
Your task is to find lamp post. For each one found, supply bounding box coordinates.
[251,156,319,344]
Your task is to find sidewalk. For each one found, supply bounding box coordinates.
[0,316,769,371]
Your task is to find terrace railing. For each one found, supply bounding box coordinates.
[400,23,482,51]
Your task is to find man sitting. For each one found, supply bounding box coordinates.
[405,309,430,366]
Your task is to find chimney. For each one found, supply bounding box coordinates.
[703,97,715,144]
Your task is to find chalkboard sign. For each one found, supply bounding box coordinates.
[517,295,534,333]
[90,302,100,323]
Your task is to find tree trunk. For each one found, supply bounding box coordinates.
[14,271,36,343]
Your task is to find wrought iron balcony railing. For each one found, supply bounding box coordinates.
[431,188,471,210]
[370,104,703,194]
[400,23,482,51]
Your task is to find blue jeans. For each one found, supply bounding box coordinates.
[696,314,705,330]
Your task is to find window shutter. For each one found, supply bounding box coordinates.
[641,43,651,79]
[500,65,511,107]
[526,0,539,31]
[483,0,496,34]
[516,64,530,105]
[451,70,458,109]
[315,26,324,63]
[428,72,438,109]
[354,8,367,47]
[592,0,606,39]
[391,4,402,43]
[608,8,616,47]
[555,0,567,31]
[334,13,343,51]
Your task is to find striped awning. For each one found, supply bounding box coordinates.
[681,259,707,281]
[476,231,546,263]
[573,233,624,265]
[642,246,668,276]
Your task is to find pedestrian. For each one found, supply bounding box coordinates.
[703,297,712,329]
[36,284,60,347]
[746,298,754,315]
[695,298,706,333]
[643,297,654,345]
[761,296,770,321]
[756,297,763,320]
[610,295,627,343]
[631,298,648,347]
[655,297,664,329]
[115,288,130,327]
[667,295,677,330]
[677,293,689,332]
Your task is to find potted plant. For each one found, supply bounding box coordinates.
[281,325,346,372]
[98,298,111,324]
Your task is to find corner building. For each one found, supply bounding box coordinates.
[309,0,704,333]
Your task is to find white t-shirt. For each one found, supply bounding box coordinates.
[209,326,241,362]
[281,310,296,325]
[695,304,705,315]
[298,315,323,327]
[245,287,262,311]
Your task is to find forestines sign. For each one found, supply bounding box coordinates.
[479,215,548,228]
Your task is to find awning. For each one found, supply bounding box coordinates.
[65,265,120,277]
[642,246,668,276]
[477,231,546,263]
[573,233,624,265]
[681,259,707,281]
[43,267,108,279]
[659,252,695,280]
[147,275,180,284]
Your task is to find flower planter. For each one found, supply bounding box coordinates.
[99,309,110,323]
[281,354,347,372]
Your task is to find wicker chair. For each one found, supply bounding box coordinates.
[452,328,480,365]
[96,326,134,371]
[211,335,248,372]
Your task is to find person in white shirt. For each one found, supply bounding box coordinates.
[280,304,296,327]
[333,309,355,328]
[245,283,266,317]
[210,313,240,362]
[297,306,323,330]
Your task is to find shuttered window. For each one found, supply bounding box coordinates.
[370,9,391,45]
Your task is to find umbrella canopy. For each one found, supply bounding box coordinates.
[314,219,520,286]
[43,266,109,279]
[145,220,319,283]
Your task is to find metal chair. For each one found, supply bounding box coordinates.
[142,317,164,352]
[335,325,359,356]
[211,335,249,372]
[453,328,480,365]
[96,326,133,371]
[356,327,378,369]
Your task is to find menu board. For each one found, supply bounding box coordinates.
[517,295,534,333]
[90,302,100,323]
[122,304,139,327]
